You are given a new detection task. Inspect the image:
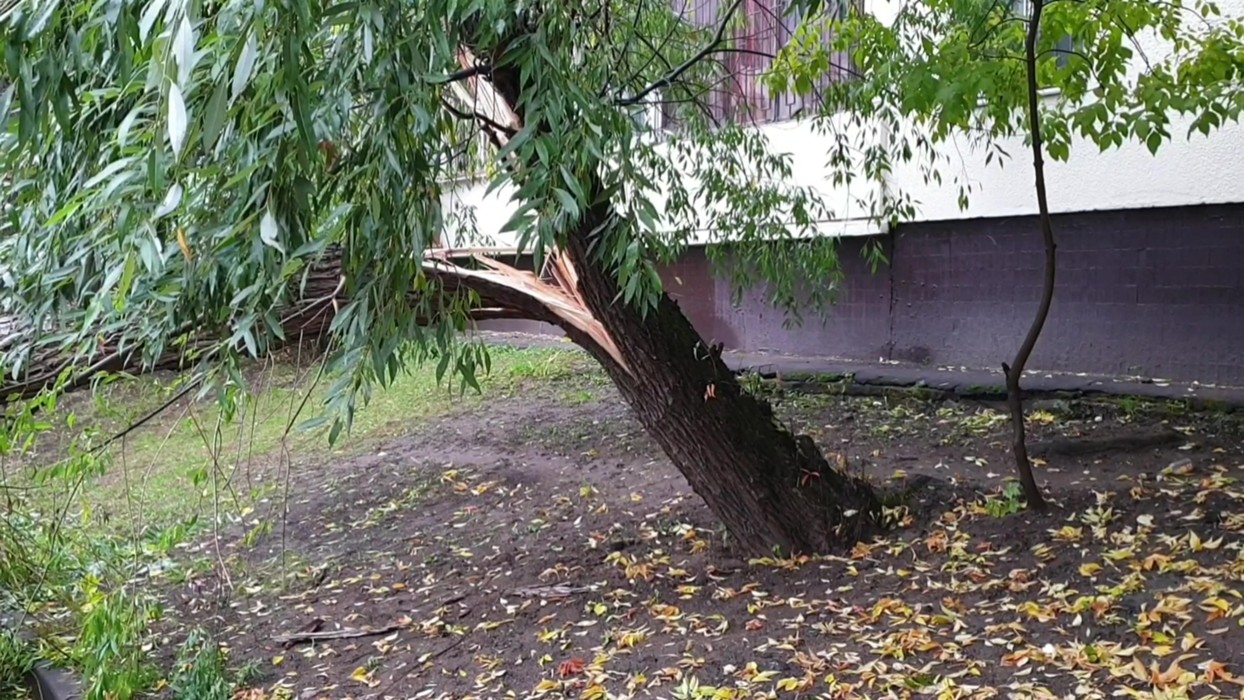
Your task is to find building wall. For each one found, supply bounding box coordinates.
[443,0,1244,243]
[443,105,1244,246]
[458,0,1244,384]
[481,203,1244,384]
[673,203,1244,384]
[891,108,1244,224]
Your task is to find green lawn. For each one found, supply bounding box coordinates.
[12,342,599,539]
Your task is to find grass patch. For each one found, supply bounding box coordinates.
[0,630,36,700]
[15,344,595,538]
[0,342,601,700]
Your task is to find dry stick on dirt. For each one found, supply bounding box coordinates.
[1002,0,1054,512]
[271,623,405,646]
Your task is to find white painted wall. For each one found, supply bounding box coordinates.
[441,0,1244,245]
[891,109,1244,223]
[891,0,1244,223]
[439,116,888,249]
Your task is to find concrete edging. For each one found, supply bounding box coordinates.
[25,664,82,700]
[728,353,1244,410]
[475,331,1244,409]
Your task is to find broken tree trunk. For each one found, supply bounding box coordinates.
[555,192,882,556]
[463,51,883,556]
[2,37,886,556]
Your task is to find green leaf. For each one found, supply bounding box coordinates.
[153,183,184,218]
[173,14,196,86]
[260,210,285,253]
[0,83,14,128]
[23,0,63,39]
[552,188,579,220]
[117,103,145,148]
[167,82,188,157]
[138,0,167,42]
[46,197,85,227]
[231,30,259,102]
[1145,131,1163,155]
[202,78,229,152]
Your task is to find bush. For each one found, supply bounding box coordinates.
[0,629,37,700]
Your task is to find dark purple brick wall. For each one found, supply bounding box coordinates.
[478,203,1244,385]
[717,203,1244,384]
[684,241,893,360]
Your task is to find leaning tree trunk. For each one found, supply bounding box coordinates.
[445,40,884,556]
[553,198,881,556]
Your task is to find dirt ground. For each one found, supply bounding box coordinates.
[153,354,1244,700]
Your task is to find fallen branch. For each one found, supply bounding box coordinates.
[420,633,470,662]
[0,43,632,403]
[271,622,404,646]
[0,245,615,401]
[507,583,597,599]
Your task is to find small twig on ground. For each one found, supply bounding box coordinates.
[272,623,404,646]
[423,634,470,662]
[507,583,596,599]
[435,594,468,608]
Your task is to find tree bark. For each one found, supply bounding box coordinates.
[456,46,885,554]
[553,195,881,556]
[1004,0,1054,512]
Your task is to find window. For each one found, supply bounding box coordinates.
[1011,0,1076,69]
[660,0,862,130]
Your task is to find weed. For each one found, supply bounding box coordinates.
[673,675,718,700]
[168,629,231,700]
[76,581,156,700]
[1,392,167,700]
[981,483,1025,518]
[0,630,37,700]
[233,659,265,688]
[241,520,274,548]
[737,371,769,397]
[958,409,1010,436]
[75,586,154,700]
[504,349,582,382]
[1115,395,1143,419]
[561,389,596,405]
